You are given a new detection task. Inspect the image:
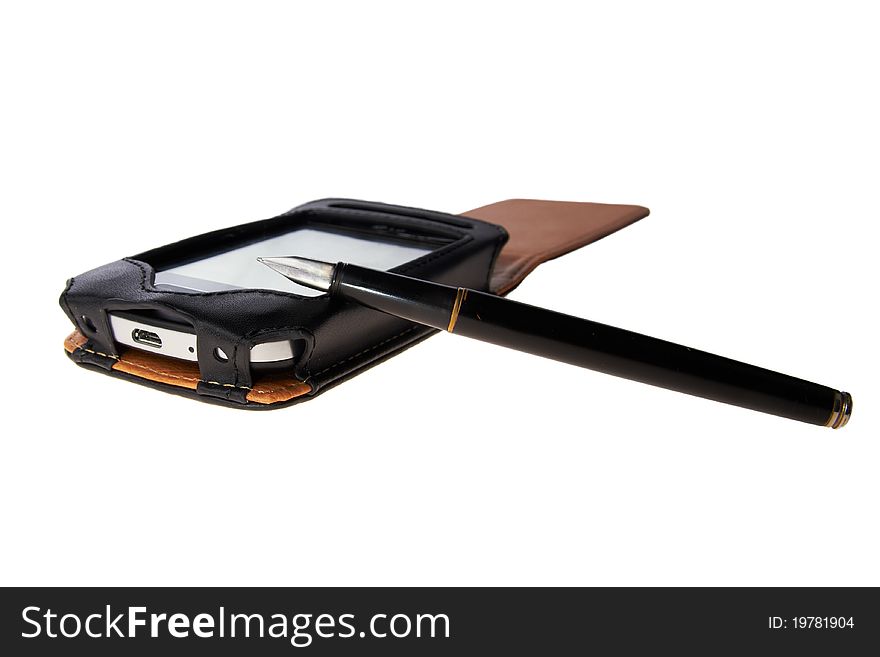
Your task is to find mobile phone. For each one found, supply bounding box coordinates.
[109,226,433,365]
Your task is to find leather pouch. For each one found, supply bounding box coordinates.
[61,198,648,408]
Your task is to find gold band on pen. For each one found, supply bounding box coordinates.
[447,288,468,332]
[825,391,853,429]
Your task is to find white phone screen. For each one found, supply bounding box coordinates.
[153,228,433,296]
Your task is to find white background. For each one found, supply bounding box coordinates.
[1,1,877,586]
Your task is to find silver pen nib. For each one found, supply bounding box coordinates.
[257,256,336,292]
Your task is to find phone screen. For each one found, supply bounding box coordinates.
[153,228,433,295]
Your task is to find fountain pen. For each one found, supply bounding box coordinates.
[258,256,852,428]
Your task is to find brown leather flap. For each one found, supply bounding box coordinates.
[461,199,649,294]
[64,198,648,405]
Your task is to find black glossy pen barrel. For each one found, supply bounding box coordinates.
[332,264,851,427]
[452,290,848,427]
[332,263,460,328]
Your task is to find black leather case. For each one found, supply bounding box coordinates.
[60,199,508,408]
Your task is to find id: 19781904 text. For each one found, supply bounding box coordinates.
[768,617,854,630]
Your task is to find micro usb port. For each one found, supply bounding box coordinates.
[131,328,162,348]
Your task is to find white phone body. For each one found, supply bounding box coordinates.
[109,314,294,363]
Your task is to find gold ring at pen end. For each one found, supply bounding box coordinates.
[826,391,853,429]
